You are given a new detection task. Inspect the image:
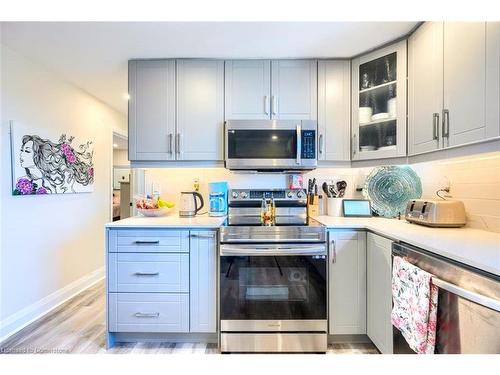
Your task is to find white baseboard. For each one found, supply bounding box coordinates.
[0,267,105,344]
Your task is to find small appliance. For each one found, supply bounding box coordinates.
[225,120,317,171]
[405,199,466,227]
[208,181,228,217]
[179,191,204,217]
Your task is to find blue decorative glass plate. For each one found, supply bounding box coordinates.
[363,166,422,218]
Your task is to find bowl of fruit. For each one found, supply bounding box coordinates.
[136,196,175,217]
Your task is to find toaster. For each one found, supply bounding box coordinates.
[405,199,466,227]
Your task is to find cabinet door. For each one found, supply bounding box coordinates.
[328,231,366,335]
[176,60,224,160]
[189,231,217,333]
[367,233,393,354]
[129,60,176,161]
[444,23,487,147]
[318,61,351,161]
[225,60,271,120]
[352,40,407,160]
[408,22,444,155]
[271,60,318,120]
[486,22,500,139]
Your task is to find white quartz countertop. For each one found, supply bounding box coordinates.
[315,216,500,276]
[106,214,226,229]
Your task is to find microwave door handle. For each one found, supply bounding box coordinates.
[296,123,301,165]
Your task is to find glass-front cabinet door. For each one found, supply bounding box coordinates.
[352,40,407,160]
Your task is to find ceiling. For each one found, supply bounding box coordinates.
[0,22,418,114]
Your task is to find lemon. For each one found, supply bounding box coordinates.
[158,199,175,208]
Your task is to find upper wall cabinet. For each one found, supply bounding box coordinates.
[409,22,499,156]
[225,59,317,121]
[129,60,176,161]
[271,60,318,120]
[352,40,407,160]
[317,60,351,161]
[176,60,224,161]
[408,22,444,155]
[129,59,224,162]
[224,60,271,120]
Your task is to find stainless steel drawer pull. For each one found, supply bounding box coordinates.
[133,272,160,276]
[330,239,336,264]
[432,113,439,140]
[134,240,160,245]
[432,278,500,312]
[191,233,215,238]
[134,312,160,318]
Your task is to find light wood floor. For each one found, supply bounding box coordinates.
[0,281,378,354]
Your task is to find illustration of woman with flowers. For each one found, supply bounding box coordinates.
[13,134,94,195]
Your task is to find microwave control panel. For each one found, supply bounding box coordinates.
[301,130,316,159]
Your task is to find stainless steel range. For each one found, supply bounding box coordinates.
[219,188,327,353]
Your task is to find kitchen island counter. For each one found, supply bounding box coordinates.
[106,215,226,229]
[315,216,500,277]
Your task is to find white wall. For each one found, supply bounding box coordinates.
[0,43,126,341]
[113,149,130,167]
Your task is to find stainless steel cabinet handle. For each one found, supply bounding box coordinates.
[432,278,500,312]
[264,95,269,115]
[176,133,182,155]
[134,312,160,318]
[168,133,173,154]
[191,233,215,238]
[296,123,302,165]
[432,113,439,140]
[220,245,326,257]
[133,272,160,276]
[442,109,450,140]
[134,240,160,245]
[330,239,336,264]
[319,134,324,154]
[271,96,277,116]
[352,134,357,155]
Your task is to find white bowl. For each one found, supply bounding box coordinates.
[359,107,373,124]
[137,207,170,217]
[371,112,389,121]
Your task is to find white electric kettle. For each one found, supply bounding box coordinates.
[179,191,204,217]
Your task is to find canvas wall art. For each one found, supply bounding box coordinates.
[10,123,94,195]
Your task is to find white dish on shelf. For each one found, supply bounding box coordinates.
[371,112,389,121]
[377,145,397,151]
[359,107,373,124]
[360,145,377,152]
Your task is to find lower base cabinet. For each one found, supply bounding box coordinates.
[328,230,366,335]
[367,232,394,354]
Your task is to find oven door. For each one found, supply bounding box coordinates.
[225,120,317,170]
[219,244,327,332]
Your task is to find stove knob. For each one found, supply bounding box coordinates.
[296,190,304,199]
[287,191,294,198]
[240,191,248,199]
[232,191,239,199]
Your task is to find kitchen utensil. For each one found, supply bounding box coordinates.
[328,184,337,198]
[179,191,205,217]
[363,166,422,218]
[336,181,347,198]
[322,182,331,198]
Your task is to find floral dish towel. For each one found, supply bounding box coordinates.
[391,256,438,354]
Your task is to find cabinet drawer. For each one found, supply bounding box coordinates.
[108,253,189,293]
[108,293,189,332]
[108,229,189,253]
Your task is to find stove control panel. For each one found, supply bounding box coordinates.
[229,188,306,203]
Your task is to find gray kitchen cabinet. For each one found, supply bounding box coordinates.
[129,60,176,161]
[352,40,407,160]
[367,233,393,354]
[176,60,224,160]
[189,231,217,333]
[328,230,366,335]
[271,60,318,120]
[408,22,444,155]
[444,22,489,147]
[486,22,500,139]
[224,60,271,120]
[318,60,351,161]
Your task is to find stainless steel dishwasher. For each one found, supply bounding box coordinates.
[392,242,500,354]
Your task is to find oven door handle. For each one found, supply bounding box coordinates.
[220,245,326,257]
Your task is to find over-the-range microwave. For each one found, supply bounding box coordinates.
[224,120,317,171]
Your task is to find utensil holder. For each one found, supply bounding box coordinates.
[327,198,343,217]
[307,195,319,217]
